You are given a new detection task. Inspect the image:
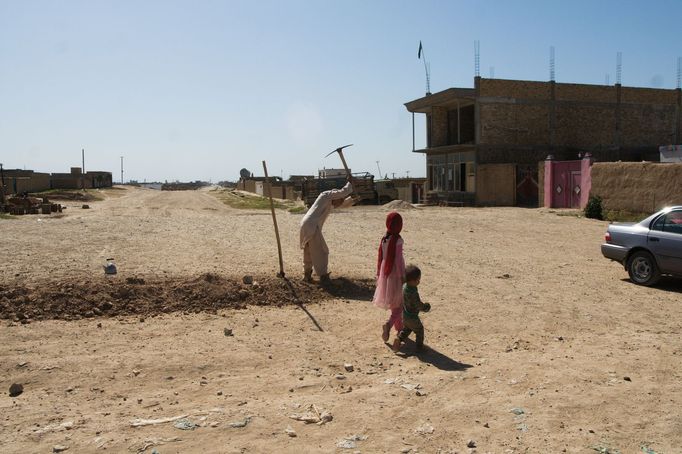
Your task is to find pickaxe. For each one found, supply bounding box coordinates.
[324,144,354,180]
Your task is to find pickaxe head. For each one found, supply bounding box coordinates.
[324,144,353,158]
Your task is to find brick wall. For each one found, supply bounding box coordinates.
[476,78,679,153]
[554,104,616,147]
[430,106,448,147]
[479,78,549,100]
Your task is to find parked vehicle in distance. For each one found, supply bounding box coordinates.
[601,206,682,285]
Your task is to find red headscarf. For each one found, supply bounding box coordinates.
[377,212,403,276]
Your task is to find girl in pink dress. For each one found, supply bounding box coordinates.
[372,211,406,342]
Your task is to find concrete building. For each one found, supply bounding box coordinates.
[405,77,682,206]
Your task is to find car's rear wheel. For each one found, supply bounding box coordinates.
[627,250,661,286]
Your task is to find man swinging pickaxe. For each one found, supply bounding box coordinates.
[325,144,362,203]
[298,145,356,285]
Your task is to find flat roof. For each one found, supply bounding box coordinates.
[404,88,476,113]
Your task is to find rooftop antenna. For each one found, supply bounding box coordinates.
[616,51,622,85]
[474,40,480,77]
[549,46,555,81]
[376,161,383,179]
[677,56,681,89]
[489,66,495,78]
[605,73,610,85]
[417,40,431,95]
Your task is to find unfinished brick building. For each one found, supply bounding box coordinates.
[405,77,682,206]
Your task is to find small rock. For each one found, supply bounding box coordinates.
[132,369,141,376]
[623,376,631,382]
[335,374,346,380]
[401,448,412,454]
[82,204,89,209]
[285,426,297,437]
[174,418,198,430]
[510,407,525,415]
[344,363,354,372]
[217,391,223,396]
[483,422,489,428]
[415,389,428,396]
[242,275,254,285]
[200,380,208,385]
[224,328,233,337]
[415,424,434,435]
[467,439,476,448]
[97,322,102,328]
[53,445,69,453]
[229,417,252,428]
[9,383,23,397]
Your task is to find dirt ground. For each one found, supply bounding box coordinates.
[1,186,681,454]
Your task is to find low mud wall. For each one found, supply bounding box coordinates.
[590,162,682,212]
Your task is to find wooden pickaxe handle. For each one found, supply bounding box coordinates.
[337,149,352,180]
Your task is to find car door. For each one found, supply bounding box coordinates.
[648,209,682,274]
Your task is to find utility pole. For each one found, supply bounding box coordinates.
[120,156,124,185]
[81,148,85,190]
[376,161,383,179]
[0,163,5,206]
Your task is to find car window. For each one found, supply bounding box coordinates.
[652,211,682,234]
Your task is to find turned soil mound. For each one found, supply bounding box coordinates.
[0,273,374,322]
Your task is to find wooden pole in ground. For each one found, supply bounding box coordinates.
[262,161,285,277]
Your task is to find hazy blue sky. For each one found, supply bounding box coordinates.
[1,0,680,182]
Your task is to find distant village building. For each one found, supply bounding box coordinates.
[405,77,682,206]
[1,167,112,195]
[50,167,113,189]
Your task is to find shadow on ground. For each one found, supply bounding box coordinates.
[392,339,473,372]
[323,277,375,301]
[620,277,682,294]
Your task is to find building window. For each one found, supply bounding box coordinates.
[427,151,476,192]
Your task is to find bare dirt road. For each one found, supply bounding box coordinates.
[1,186,681,453]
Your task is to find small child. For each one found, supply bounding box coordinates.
[393,264,431,352]
[372,211,406,342]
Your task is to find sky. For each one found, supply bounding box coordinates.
[1,0,681,183]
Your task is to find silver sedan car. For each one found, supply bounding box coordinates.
[601,206,682,285]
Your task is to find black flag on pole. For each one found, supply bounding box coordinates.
[418,41,423,59]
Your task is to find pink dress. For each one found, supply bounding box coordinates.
[372,237,405,310]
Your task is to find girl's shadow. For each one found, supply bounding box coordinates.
[389,339,473,372]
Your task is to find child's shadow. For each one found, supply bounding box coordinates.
[391,339,473,372]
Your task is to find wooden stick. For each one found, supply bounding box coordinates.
[262,161,285,277]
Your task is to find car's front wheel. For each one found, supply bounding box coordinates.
[627,250,661,286]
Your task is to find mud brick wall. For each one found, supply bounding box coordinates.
[479,78,549,100]
[590,162,682,212]
[476,78,680,151]
[479,103,550,145]
[477,146,550,165]
[554,104,616,147]
[475,163,516,205]
[555,83,615,102]
[621,86,678,105]
[621,104,677,146]
[430,106,449,147]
